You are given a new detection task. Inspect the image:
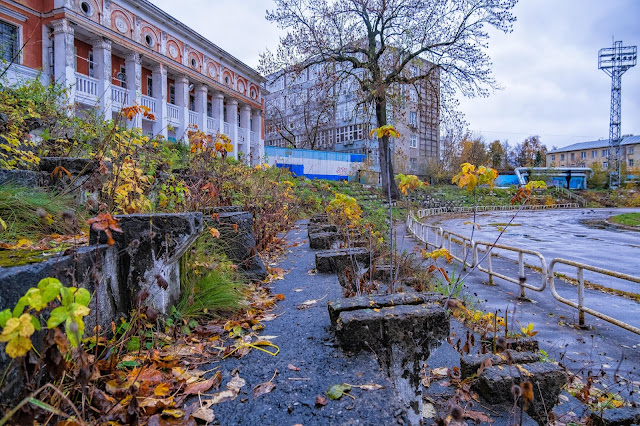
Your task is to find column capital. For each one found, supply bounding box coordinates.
[214,93,224,100]
[152,63,167,75]
[240,104,251,112]
[227,99,238,106]
[51,19,73,35]
[252,109,262,117]
[125,52,141,64]
[177,75,189,85]
[91,37,112,50]
[196,84,208,93]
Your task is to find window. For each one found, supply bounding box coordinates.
[410,66,418,77]
[409,111,417,126]
[169,84,175,104]
[592,150,597,158]
[409,158,417,171]
[603,161,608,168]
[189,95,195,111]
[80,1,92,15]
[629,159,635,167]
[560,153,565,161]
[409,89,418,102]
[145,34,154,48]
[570,153,575,161]
[147,76,153,97]
[628,146,635,155]
[581,151,586,159]
[118,66,127,89]
[602,149,609,157]
[551,155,555,162]
[207,101,213,117]
[0,21,18,63]
[409,135,417,148]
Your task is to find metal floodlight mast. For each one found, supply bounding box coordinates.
[598,40,637,188]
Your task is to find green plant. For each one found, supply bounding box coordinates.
[0,277,91,358]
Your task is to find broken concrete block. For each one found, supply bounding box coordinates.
[460,350,541,379]
[335,303,449,354]
[307,223,338,237]
[473,362,568,425]
[328,292,444,326]
[315,248,370,273]
[309,231,342,250]
[482,337,539,353]
[309,213,328,224]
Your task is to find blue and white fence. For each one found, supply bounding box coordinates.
[265,146,366,181]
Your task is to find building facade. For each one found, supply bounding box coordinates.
[546,136,640,170]
[0,0,265,163]
[263,63,439,176]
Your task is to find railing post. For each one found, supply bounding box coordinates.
[518,252,526,298]
[487,251,494,285]
[577,267,585,328]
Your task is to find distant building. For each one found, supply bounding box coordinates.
[263,62,440,176]
[546,136,640,170]
[0,0,264,163]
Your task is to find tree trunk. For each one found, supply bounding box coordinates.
[375,96,400,200]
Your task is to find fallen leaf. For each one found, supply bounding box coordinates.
[261,313,278,321]
[352,383,384,391]
[154,383,171,397]
[226,374,246,392]
[274,294,286,301]
[464,409,493,423]
[422,402,436,418]
[184,377,217,395]
[192,406,215,423]
[253,381,276,397]
[297,294,327,310]
[161,409,184,418]
[288,364,300,371]
[431,367,449,378]
[315,395,328,407]
[326,384,353,400]
[207,390,238,405]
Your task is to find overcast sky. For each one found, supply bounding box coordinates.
[151,0,640,149]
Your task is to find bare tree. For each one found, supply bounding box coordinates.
[261,0,517,198]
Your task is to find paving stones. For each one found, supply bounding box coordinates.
[315,248,371,273]
[473,361,568,425]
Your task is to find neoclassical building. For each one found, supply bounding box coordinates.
[0,0,265,163]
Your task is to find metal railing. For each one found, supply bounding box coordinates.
[407,211,640,335]
[553,187,588,207]
[167,103,180,123]
[548,259,640,334]
[141,95,156,114]
[416,203,579,218]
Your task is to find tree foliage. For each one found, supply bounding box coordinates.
[261,0,518,198]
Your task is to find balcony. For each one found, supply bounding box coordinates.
[188,111,198,128]
[206,117,219,134]
[141,95,156,119]
[167,103,180,125]
[111,86,128,111]
[75,73,98,104]
[250,131,257,144]
[223,122,230,136]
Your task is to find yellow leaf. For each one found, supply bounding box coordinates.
[16,238,33,248]
[209,228,221,238]
[154,383,171,397]
[162,409,184,418]
[5,335,32,358]
[0,217,6,231]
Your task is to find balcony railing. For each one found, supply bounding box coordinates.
[167,103,180,124]
[188,111,198,127]
[223,122,230,135]
[141,95,156,115]
[111,86,128,110]
[238,127,247,142]
[207,117,219,134]
[250,131,257,144]
[75,73,98,103]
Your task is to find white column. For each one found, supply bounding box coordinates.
[227,99,238,159]
[152,63,168,138]
[175,75,190,140]
[125,52,142,128]
[240,105,251,162]
[215,93,224,135]
[51,19,75,104]
[92,37,112,119]
[195,84,208,132]
[252,109,263,165]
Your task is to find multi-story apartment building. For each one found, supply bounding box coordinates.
[263,63,439,176]
[0,0,265,163]
[547,136,640,170]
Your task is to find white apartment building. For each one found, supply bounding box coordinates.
[0,0,265,163]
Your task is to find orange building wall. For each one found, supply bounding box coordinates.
[0,3,44,69]
[74,39,91,76]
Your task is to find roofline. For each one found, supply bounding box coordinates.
[120,0,265,83]
[547,137,638,154]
